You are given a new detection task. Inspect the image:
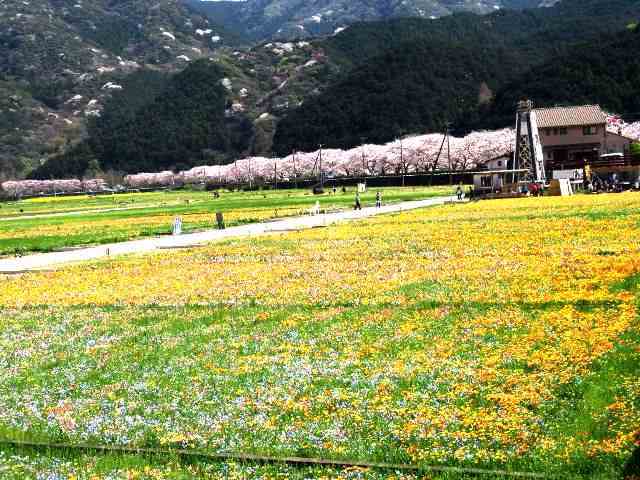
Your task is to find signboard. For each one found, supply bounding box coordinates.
[559,178,574,196]
[552,169,584,181]
[172,217,183,235]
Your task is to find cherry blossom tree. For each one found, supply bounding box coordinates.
[607,114,640,141]
[2,127,525,198]
[0,179,108,198]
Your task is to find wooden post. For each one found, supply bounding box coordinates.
[216,212,225,230]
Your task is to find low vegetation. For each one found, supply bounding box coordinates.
[0,194,638,478]
[0,186,449,256]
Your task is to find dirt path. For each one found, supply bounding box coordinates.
[0,196,458,273]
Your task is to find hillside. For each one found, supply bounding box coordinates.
[272,0,640,153]
[29,60,250,179]
[8,0,640,179]
[0,0,239,179]
[478,24,640,130]
[185,0,556,41]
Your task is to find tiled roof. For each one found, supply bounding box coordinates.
[534,105,606,128]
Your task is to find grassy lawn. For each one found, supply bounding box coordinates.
[0,193,638,479]
[0,186,452,256]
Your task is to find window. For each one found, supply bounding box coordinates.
[480,175,492,188]
[583,126,598,135]
[497,161,503,168]
[559,127,568,135]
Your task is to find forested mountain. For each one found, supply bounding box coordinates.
[272,0,640,153]
[185,0,558,41]
[0,0,238,179]
[29,60,253,179]
[478,24,640,130]
[6,0,640,180]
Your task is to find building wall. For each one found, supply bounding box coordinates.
[604,131,633,154]
[486,156,510,170]
[539,124,606,148]
[474,173,506,190]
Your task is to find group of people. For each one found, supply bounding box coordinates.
[585,173,634,193]
[353,190,383,210]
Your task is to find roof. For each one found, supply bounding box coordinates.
[606,129,637,142]
[474,169,528,174]
[534,105,606,128]
[487,152,513,162]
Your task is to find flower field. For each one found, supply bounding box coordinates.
[0,186,448,256]
[0,193,639,479]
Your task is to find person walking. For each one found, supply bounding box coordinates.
[354,191,362,210]
[375,191,382,208]
[456,182,463,201]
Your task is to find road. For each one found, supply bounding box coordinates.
[0,196,457,273]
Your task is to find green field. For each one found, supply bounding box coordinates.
[0,194,639,479]
[0,186,452,256]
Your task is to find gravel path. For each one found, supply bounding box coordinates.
[0,196,457,273]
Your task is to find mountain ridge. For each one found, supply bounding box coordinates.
[4,0,640,180]
[186,0,560,40]
[0,0,240,179]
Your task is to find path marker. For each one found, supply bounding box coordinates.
[172,217,183,235]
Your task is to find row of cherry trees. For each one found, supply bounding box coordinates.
[0,179,108,199]
[125,128,516,188]
[607,115,640,140]
[3,121,638,195]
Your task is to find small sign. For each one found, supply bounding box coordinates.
[172,217,183,235]
[559,178,574,196]
[553,169,583,181]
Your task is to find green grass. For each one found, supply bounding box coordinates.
[1,284,637,479]
[0,281,637,478]
[0,195,638,479]
[0,186,452,256]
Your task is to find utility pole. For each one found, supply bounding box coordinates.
[360,136,367,184]
[398,137,405,187]
[293,150,298,189]
[318,144,324,189]
[446,122,452,185]
[434,122,452,186]
[274,157,278,190]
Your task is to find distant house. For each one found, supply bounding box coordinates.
[473,153,528,193]
[534,105,634,172]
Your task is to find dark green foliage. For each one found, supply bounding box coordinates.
[273,40,518,153]
[273,0,640,152]
[631,143,640,157]
[30,61,254,178]
[30,142,95,180]
[28,78,77,110]
[86,69,171,165]
[76,16,144,55]
[478,26,640,131]
[95,59,230,173]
